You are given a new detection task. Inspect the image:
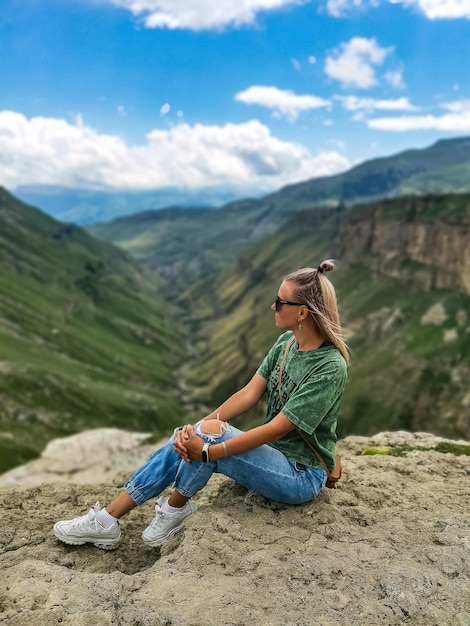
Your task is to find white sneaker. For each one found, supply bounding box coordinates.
[142,498,197,547]
[53,502,121,550]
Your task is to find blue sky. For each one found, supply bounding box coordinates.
[1,0,470,201]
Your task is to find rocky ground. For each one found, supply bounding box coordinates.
[0,429,469,626]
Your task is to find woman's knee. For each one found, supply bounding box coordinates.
[195,420,228,439]
[198,420,225,435]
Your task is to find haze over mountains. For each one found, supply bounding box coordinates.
[1,136,470,473]
[14,185,241,226]
[15,136,470,226]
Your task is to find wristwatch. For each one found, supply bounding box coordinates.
[201,443,210,463]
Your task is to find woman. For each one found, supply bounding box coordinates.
[53,260,349,550]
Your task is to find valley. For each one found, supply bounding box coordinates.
[1,137,470,472]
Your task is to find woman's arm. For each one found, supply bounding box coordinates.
[181,413,296,462]
[173,373,267,461]
[201,373,267,422]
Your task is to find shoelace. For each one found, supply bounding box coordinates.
[67,507,99,531]
[149,507,166,529]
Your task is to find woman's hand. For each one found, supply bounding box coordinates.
[173,425,191,463]
[173,424,205,464]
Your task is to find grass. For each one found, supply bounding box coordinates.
[360,442,470,456]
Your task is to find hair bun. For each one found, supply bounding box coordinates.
[317,259,335,274]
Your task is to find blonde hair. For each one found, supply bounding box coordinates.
[284,259,349,365]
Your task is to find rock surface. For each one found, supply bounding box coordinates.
[0,428,155,488]
[1,429,469,626]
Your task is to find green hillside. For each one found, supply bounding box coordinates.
[401,161,470,194]
[86,200,271,291]
[0,188,188,472]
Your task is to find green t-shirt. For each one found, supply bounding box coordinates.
[257,331,347,470]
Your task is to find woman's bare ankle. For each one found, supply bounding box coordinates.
[106,492,137,518]
[167,490,189,508]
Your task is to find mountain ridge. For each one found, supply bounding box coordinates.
[87,136,470,290]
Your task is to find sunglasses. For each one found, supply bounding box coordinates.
[275,296,303,312]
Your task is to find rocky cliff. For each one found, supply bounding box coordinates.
[338,194,470,294]
[1,428,469,625]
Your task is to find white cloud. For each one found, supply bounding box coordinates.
[325,37,393,89]
[406,0,470,20]
[385,69,406,89]
[441,100,470,113]
[109,0,305,30]
[337,95,419,112]
[235,85,331,121]
[0,110,350,193]
[326,0,377,17]
[368,99,470,131]
[326,0,470,20]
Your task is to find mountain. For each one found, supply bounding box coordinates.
[87,201,269,290]
[88,137,470,290]
[0,187,188,472]
[272,135,470,207]
[13,185,244,225]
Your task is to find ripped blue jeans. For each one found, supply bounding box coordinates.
[125,422,327,506]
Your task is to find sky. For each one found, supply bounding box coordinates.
[1,0,470,203]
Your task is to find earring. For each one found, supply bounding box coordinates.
[297,321,303,330]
